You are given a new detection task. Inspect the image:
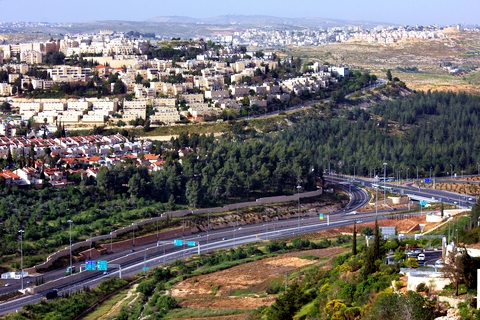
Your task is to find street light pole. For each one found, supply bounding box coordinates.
[67,219,73,276]
[132,223,136,246]
[406,168,409,181]
[383,163,387,204]
[19,229,24,290]
[297,185,302,230]
[450,164,453,179]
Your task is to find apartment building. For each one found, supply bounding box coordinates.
[20,50,43,64]
[181,93,204,104]
[204,90,230,99]
[150,107,180,124]
[0,83,12,96]
[43,102,65,112]
[122,99,147,120]
[67,101,91,112]
[19,102,42,113]
[153,98,176,108]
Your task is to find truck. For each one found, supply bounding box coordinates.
[45,289,58,300]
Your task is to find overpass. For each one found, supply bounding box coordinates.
[405,194,439,204]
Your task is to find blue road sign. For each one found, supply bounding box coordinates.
[187,241,196,247]
[97,260,108,271]
[173,239,183,246]
[420,200,427,207]
[142,267,149,271]
[86,260,96,271]
[424,178,431,183]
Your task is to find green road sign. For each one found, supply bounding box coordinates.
[187,241,196,246]
[85,260,96,271]
[97,260,108,271]
[173,239,183,246]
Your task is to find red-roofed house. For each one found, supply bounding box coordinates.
[0,170,23,186]
[95,65,109,77]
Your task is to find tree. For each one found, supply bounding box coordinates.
[386,69,393,82]
[443,247,469,296]
[0,102,11,112]
[352,221,357,255]
[113,79,126,94]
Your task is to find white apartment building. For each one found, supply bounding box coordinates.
[153,98,176,108]
[150,107,180,124]
[57,114,81,125]
[123,99,147,120]
[19,102,42,113]
[181,93,204,104]
[205,90,230,99]
[92,100,117,114]
[0,83,12,96]
[82,113,106,124]
[67,101,91,112]
[43,102,65,112]
[20,50,43,64]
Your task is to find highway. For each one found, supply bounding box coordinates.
[0,174,466,315]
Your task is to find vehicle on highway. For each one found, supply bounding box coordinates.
[65,266,76,276]
[414,248,423,254]
[45,289,58,300]
[222,237,227,240]
[417,253,425,261]
[468,197,473,201]
[435,259,445,268]
[4,283,10,287]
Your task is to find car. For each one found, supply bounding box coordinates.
[222,237,227,240]
[414,248,423,254]
[435,259,445,268]
[4,283,10,287]
[468,197,473,201]
[356,220,363,224]
[130,249,135,253]
[454,201,458,204]
[417,253,425,261]
[26,280,32,284]
[103,271,108,275]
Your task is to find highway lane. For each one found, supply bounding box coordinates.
[328,175,478,208]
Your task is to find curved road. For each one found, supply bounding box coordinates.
[0,179,407,315]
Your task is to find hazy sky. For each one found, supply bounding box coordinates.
[1,0,478,26]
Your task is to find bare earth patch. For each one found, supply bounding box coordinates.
[171,247,348,311]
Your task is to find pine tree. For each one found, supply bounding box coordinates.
[352,221,357,255]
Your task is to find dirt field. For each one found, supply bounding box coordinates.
[171,247,348,312]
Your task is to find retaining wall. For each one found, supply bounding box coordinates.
[26,189,322,273]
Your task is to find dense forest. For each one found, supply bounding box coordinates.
[2,88,480,269]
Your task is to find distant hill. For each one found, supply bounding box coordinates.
[146,15,393,28]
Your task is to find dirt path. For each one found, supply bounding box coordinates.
[97,284,139,320]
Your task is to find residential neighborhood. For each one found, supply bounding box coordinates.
[0,31,351,131]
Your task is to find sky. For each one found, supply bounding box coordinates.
[0,0,478,26]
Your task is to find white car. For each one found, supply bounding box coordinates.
[435,259,445,268]
[417,253,425,261]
